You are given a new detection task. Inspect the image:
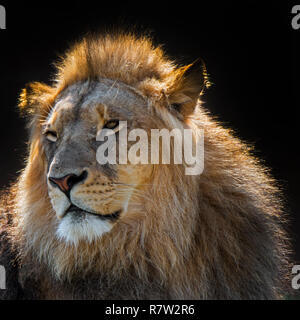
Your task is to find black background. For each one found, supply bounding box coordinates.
[0,0,299,267]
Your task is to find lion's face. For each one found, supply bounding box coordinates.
[44,79,153,244]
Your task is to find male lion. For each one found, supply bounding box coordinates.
[0,33,290,299]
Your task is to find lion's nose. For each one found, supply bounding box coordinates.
[48,171,88,195]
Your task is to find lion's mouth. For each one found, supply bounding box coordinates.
[65,204,121,221]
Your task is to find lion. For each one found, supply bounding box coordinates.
[0,32,290,299]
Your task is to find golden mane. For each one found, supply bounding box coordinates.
[0,32,290,299]
[53,33,203,98]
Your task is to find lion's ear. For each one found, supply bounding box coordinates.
[19,82,55,116]
[168,59,211,116]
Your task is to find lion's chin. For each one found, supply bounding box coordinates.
[56,211,113,245]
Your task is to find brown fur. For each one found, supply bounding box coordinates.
[0,32,290,299]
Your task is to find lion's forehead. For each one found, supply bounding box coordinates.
[48,79,147,125]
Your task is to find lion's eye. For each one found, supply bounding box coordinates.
[103,120,119,130]
[44,131,58,142]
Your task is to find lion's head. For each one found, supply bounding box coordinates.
[9,33,289,299]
